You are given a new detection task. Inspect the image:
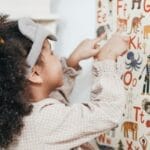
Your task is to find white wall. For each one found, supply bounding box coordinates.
[0,0,96,103]
[51,0,96,103]
[0,0,54,19]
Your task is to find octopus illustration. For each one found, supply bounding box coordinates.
[125,52,142,71]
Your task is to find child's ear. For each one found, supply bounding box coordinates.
[27,66,43,84]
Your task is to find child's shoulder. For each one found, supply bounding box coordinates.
[29,98,67,129]
[32,98,64,112]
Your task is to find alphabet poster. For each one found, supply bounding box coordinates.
[94,0,150,149]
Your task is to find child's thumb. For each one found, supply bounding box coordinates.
[94,32,106,43]
[91,48,101,56]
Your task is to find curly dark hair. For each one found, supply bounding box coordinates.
[0,14,33,148]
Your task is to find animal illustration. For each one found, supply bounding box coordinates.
[129,15,144,34]
[117,17,128,31]
[96,24,111,38]
[144,25,150,39]
[132,0,142,9]
[121,121,138,140]
[97,25,105,37]
[125,52,142,71]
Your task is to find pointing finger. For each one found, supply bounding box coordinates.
[94,32,107,44]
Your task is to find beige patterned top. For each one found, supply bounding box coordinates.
[7,58,126,150]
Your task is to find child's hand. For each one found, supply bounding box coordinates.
[67,34,106,69]
[95,32,129,61]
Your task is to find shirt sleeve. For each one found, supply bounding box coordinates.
[49,57,81,104]
[38,59,126,150]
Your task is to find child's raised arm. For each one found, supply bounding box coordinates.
[49,34,105,104]
[33,33,128,150]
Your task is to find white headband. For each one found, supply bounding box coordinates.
[18,18,57,72]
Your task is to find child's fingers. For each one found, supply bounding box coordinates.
[93,33,106,49]
[115,30,129,42]
[94,43,101,49]
[93,32,106,44]
[93,47,102,59]
[90,47,101,57]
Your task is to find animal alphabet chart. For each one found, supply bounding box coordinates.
[94,0,150,149]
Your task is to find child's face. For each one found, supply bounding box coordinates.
[39,39,64,90]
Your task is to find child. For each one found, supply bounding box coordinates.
[0,16,128,150]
